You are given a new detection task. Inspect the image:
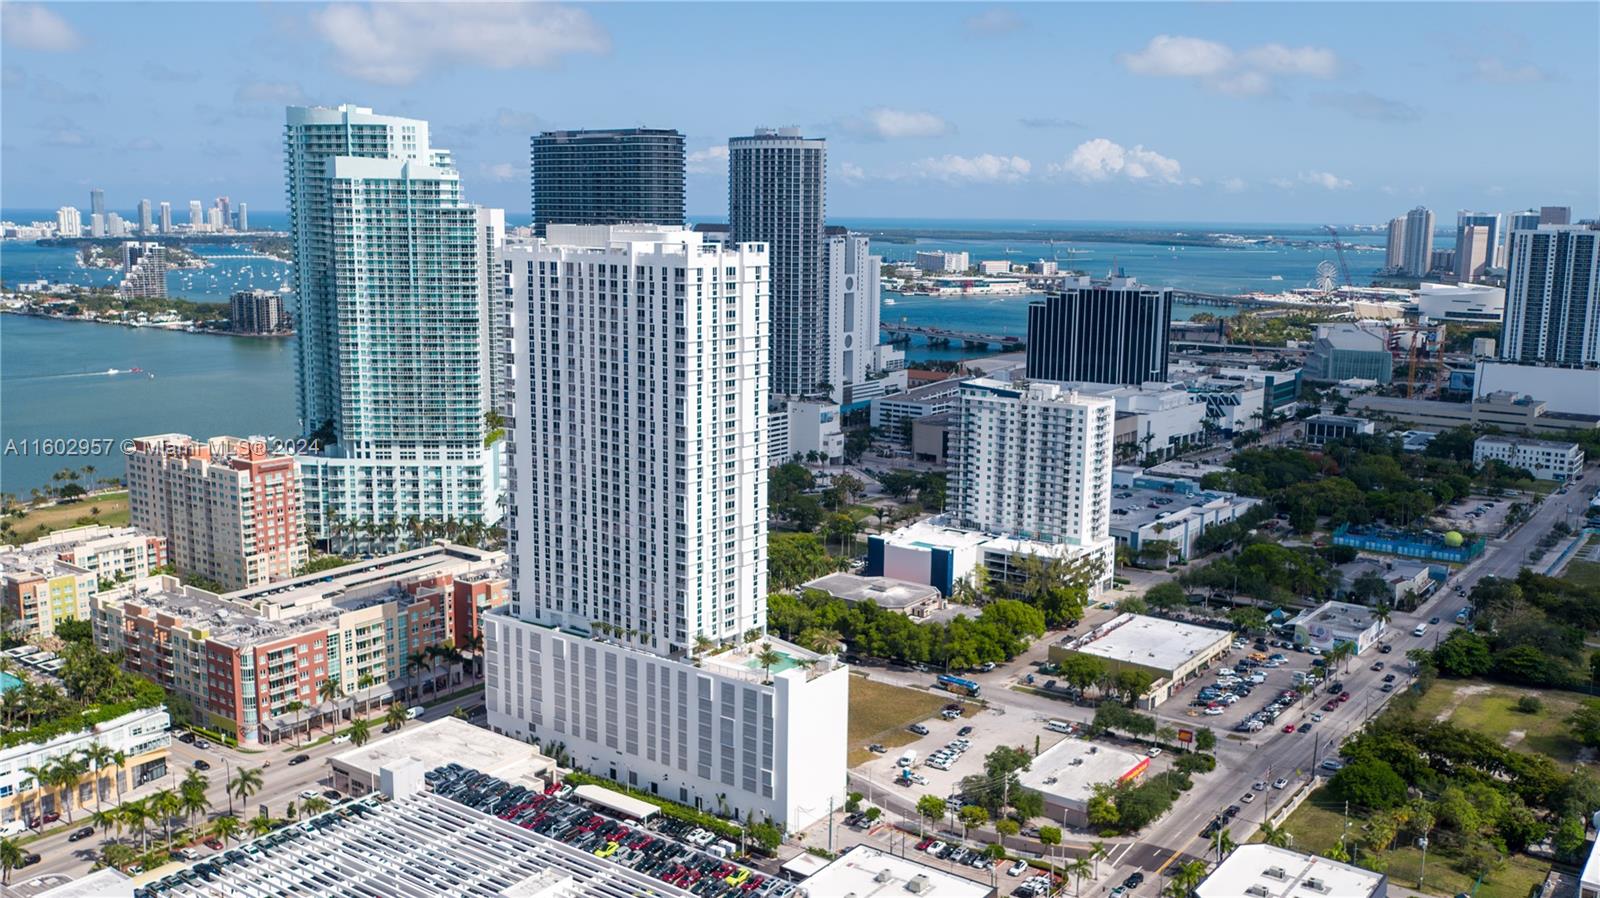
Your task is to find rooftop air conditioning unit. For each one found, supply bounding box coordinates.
[1263,866,1287,880]
[906,874,930,894]
[1303,878,1329,894]
[876,870,893,884]
[1247,887,1270,897]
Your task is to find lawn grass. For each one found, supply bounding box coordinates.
[1410,680,1587,766]
[1563,559,1600,590]
[847,674,948,766]
[3,491,130,544]
[1276,788,1550,898]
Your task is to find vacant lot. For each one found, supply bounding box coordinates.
[1563,559,1600,590]
[4,491,130,544]
[847,674,948,766]
[1412,680,1587,765]
[1277,789,1550,898]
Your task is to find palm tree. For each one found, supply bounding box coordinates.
[301,796,330,817]
[1089,841,1108,878]
[1068,857,1092,896]
[88,807,121,841]
[407,651,428,701]
[228,767,263,818]
[54,754,91,822]
[1166,859,1208,898]
[318,676,342,732]
[82,743,116,811]
[210,814,242,848]
[180,771,210,827]
[1214,830,1237,861]
[99,841,139,872]
[463,632,485,679]
[357,671,375,718]
[283,700,307,747]
[385,703,408,730]
[798,628,845,656]
[1260,821,1293,848]
[756,643,782,684]
[0,838,26,886]
[119,799,151,851]
[109,750,127,807]
[148,789,180,848]
[349,717,372,747]
[248,813,275,837]
[21,763,50,823]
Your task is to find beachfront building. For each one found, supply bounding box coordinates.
[1499,224,1600,367]
[229,289,291,334]
[490,224,846,829]
[0,706,170,827]
[730,128,827,398]
[529,128,685,237]
[1026,275,1172,386]
[0,554,96,637]
[125,433,307,590]
[285,104,505,550]
[913,250,969,273]
[55,206,81,238]
[1473,435,1585,481]
[92,544,506,744]
[8,524,166,583]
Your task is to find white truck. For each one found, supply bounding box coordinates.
[898,749,918,768]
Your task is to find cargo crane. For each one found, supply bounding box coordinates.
[1324,225,1353,287]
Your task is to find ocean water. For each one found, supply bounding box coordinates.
[0,216,1415,493]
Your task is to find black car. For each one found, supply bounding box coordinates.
[21,852,40,867]
[958,726,973,737]
[68,826,94,842]
[193,759,211,770]
[1429,616,1441,625]
[1383,673,1397,683]
[1124,872,1145,888]
[1379,643,1393,654]
[323,789,341,800]
[176,732,195,744]
[288,753,310,766]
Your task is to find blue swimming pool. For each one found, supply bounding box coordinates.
[0,672,21,693]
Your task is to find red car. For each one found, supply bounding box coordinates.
[1339,692,1351,702]
[916,837,934,851]
[203,838,224,850]
[1282,724,1296,733]
[1322,701,1338,712]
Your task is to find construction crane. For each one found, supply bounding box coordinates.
[1324,225,1353,287]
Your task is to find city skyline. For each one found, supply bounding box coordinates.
[2,3,1595,221]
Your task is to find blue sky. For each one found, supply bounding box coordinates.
[2,2,1595,223]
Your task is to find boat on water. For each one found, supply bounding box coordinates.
[1270,275,1284,281]
[883,298,897,306]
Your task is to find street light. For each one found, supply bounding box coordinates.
[1417,835,1429,889]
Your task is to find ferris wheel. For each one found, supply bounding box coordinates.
[1311,260,1339,295]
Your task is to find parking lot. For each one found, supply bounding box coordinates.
[1432,495,1513,536]
[853,700,1072,804]
[428,764,791,898]
[1152,634,1404,742]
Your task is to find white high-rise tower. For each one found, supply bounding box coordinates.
[284,104,504,548]
[486,224,846,829]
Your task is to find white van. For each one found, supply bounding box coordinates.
[1412,624,1427,637]
[0,820,27,837]
[405,706,425,720]
[898,749,918,768]
[1045,720,1072,734]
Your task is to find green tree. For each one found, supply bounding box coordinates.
[210,814,242,848]
[1144,581,1187,612]
[1329,757,1407,810]
[228,767,263,818]
[1194,727,1216,752]
[915,794,947,836]
[349,717,372,747]
[1433,630,1493,678]
[0,838,25,886]
[957,805,989,839]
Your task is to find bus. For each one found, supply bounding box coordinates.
[938,674,981,697]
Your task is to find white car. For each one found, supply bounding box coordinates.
[1252,781,1267,791]
[927,841,947,856]
[1249,673,1267,684]
[300,789,320,800]
[1008,860,1030,877]
[1204,706,1224,716]
[1147,747,1162,758]
[1240,792,1256,804]
[1273,778,1289,789]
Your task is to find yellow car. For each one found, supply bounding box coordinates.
[594,841,619,859]
[726,869,750,887]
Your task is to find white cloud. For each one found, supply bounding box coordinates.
[234,80,307,106]
[1,3,82,52]
[837,162,867,184]
[964,8,1022,34]
[1312,91,1421,124]
[1119,34,1337,96]
[837,107,954,141]
[1299,170,1352,190]
[482,162,520,182]
[310,2,609,85]
[908,154,1031,183]
[1219,177,1247,192]
[1052,138,1183,185]
[1119,35,1233,77]
[1472,57,1554,84]
[1241,43,1339,77]
[686,145,728,175]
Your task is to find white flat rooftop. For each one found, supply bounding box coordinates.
[1016,736,1147,807]
[1196,844,1385,898]
[797,845,990,898]
[331,717,555,784]
[1058,613,1231,673]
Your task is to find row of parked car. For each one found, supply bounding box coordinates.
[430,763,794,898]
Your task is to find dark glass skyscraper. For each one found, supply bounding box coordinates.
[529,128,685,236]
[1026,276,1172,385]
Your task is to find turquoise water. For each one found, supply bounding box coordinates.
[744,651,805,675]
[1,673,21,693]
[0,242,290,300]
[0,314,300,495]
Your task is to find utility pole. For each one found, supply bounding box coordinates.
[827,795,834,854]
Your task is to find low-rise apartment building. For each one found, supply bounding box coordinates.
[12,524,167,583]
[91,544,506,744]
[1473,435,1585,481]
[0,706,170,826]
[125,434,307,590]
[0,553,96,637]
